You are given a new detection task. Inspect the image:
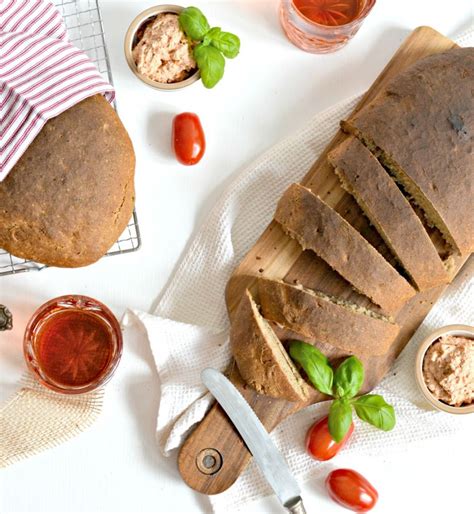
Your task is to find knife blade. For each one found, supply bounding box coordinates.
[201,368,307,514]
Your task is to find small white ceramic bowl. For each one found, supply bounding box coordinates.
[415,324,474,414]
[124,4,200,91]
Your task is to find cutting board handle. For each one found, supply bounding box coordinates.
[178,364,294,494]
[178,399,252,495]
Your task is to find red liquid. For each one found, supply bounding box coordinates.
[293,0,363,26]
[35,310,114,387]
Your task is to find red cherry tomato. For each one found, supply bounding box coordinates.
[306,415,353,461]
[325,469,378,513]
[172,112,205,165]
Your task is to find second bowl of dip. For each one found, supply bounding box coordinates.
[415,324,474,414]
[124,5,200,91]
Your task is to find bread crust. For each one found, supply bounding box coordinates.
[329,136,450,291]
[258,278,399,356]
[0,95,135,267]
[275,183,415,315]
[231,289,311,402]
[343,48,474,255]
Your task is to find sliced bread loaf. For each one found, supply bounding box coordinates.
[275,183,416,315]
[230,289,311,402]
[258,278,399,356]
[329,136,450,291]
[342,48,474,255]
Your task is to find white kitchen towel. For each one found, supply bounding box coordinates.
[0,0,114,180]
[124,28,474,512]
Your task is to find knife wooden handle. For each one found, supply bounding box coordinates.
[178,363,297,494]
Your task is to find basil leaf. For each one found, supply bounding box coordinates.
[353,394,396,431]
[203,27,221,47]
[328,399,353,443]
[209,30,240,58]
[194,44,225,88]
[179,6,210,41]
[289,341,333,396]
[333,355,364,399]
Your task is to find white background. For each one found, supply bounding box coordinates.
[1,0,473,512]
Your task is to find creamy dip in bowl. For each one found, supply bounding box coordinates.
[124,5,200,91]
[415,325,474,414]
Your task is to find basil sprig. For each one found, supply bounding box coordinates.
[179,7,240,88]
[289,341,396,442]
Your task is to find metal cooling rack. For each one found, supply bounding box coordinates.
[0,0,141,277]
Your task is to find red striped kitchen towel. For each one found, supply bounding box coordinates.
[0,0,115,181]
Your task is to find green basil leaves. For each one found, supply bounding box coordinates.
[206,28,241,58]
[194,44,225,89]
[289,341,333,396]
[328,399,353,443]
[353,394,396,432]
[179,7,240,88]
[333,355,364,399]
[179,6,210,40]
[288,341,396,442]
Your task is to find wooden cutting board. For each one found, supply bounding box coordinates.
[178,26,467,495]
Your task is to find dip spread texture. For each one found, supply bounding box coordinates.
[423,335,474,407]
[133,14,196,83]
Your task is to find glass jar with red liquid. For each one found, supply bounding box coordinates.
[24,295,122,394]
[280,0,376,54]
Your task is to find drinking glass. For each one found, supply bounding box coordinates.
[280,0,376,54]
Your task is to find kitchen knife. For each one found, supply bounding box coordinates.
[201,368,307,514]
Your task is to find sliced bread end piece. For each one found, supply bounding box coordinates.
[230,289,311,402]
[340,120,470,256]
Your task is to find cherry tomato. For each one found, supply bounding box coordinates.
[325,469,378,513]
[172,112,205,165]
[306,415,354,461]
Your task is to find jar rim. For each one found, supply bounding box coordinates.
[289,0,376,31]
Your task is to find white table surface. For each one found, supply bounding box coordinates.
[1,0,473,512]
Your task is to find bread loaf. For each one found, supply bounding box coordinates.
[342,48,474,255]
[231,289,311,402]
[258,277,399,356]
[329,136,450,291]
[0,95,135,267]
[275,183,416,315]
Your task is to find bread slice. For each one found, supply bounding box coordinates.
[341,48,474,256]
[230,289,311,402]
[271,323,389,394]
[329,136,450,291]
[258,278,399,356]
[275,183,415,315]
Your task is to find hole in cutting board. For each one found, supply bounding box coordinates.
[196,448,223,475]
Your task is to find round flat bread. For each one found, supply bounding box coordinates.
[0,95,135,267]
